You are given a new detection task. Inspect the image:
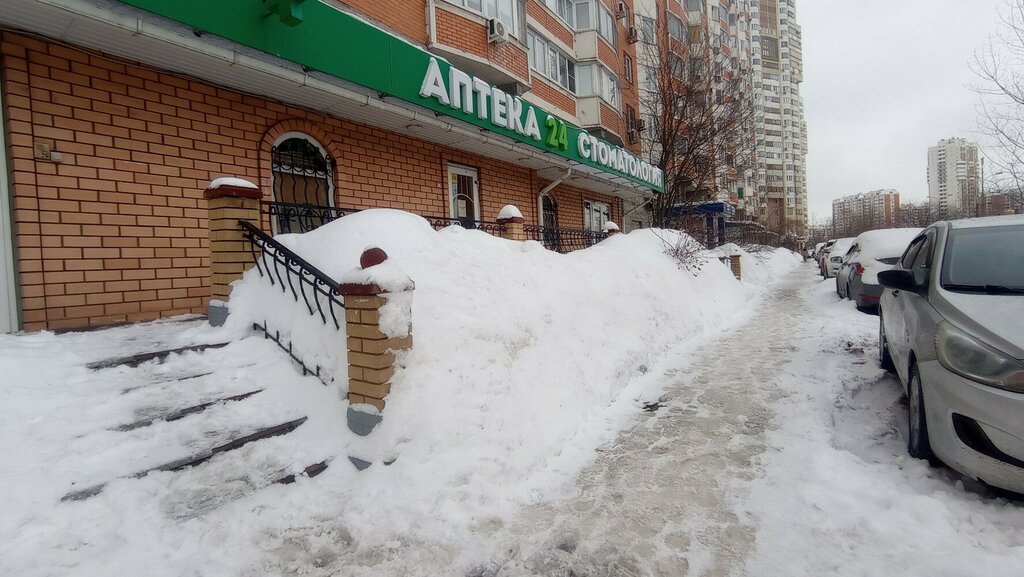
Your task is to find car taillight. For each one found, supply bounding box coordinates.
[854,263,864,275]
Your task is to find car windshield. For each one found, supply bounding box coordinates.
[940,224,1024,292]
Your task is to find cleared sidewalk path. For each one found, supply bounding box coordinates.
[472,270,811,576]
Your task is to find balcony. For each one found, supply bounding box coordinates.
[428,1,531,94]
[577,97,625,147]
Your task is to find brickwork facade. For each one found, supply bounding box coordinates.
[434,6,530,82]
[1,30,624,331]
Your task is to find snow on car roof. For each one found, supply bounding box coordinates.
[949,214,1024,229]
[828,237,856,256]
[851,228,922,259]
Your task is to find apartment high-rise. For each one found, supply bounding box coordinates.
[751,0,808,236]
[831,190,901,238]
[927,137,981,219]
[632,0,758,227]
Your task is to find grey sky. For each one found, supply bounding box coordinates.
[801,0,1004,223]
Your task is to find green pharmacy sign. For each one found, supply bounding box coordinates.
[118,0,664,192]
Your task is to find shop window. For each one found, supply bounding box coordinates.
[448,163,480,223]
[271,133,335,233]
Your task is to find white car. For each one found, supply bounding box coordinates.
[879,215,1024,493]
[822,237,855,278]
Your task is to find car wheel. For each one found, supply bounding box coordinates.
[907,363,934,461]
[879,317,895,373]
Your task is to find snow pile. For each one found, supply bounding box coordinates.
[712,243,804,285]
[219,210,799,533]
[0,211,804,577]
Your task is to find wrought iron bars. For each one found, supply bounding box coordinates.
[421,215,506,234]
[265,201,361,234]
[523,225,606,254]
[238,220,344,329]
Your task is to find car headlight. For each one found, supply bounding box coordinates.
[935,322,1024,392]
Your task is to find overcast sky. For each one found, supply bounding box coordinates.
[800,0,1005,223]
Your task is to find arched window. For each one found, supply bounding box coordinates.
[539,193,561,251]
[271,133,335,233]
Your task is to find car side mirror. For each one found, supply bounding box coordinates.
[878,269,921,293]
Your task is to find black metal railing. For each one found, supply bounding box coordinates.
[266,201,362,234]
[261,202,604,254]
[253,321,330,385]
[421,215,506,235]
[239,220,344,329]
[524,225,606,253]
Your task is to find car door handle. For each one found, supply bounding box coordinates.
[892,290,900,296]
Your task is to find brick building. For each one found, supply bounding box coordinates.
[0,0,662,332]
[831,189,901,238]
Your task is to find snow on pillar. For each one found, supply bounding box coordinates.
[496,204,526,241]
[204,177,262,326]
[337,247,414,436]
[603,221,620,236]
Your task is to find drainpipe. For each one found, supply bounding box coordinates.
[539,168,573,197]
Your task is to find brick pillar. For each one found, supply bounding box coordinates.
[496,204,527,241]
[338,248,414,436]
[729,254,742,280]
[204,179,262,326]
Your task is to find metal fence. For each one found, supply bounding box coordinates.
[265,202,361,234]
[238,220,345,329]
[523,225,606,253]
[261,202,607,254]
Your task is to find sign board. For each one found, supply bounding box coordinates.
[119,0,665,192]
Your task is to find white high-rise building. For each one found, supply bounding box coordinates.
[927,138,981,219]
[751,0,807,236]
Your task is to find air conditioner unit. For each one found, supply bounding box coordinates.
[635,118,647,131]
[628,129,640,144]
[487,18,509,44]
[626,25,639,44]
[616,1,629,20]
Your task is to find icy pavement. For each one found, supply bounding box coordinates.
[399,263,1024,575]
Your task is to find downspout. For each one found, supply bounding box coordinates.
[539,167,572,197]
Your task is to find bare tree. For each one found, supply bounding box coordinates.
[974,0,1024,212]
[638,8,758,234]
[898,202,933,228]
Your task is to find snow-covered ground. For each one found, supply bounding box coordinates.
[0,213,798,576]
[3,213,1021,576]
[738,267,1024,576]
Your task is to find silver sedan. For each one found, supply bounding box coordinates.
[878,215,1024,494]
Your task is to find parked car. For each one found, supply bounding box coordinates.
[817,239,836,276]
[812,241,826,262]
[878,214,1024,494]
[822,237,855,278]
[836,228,922,308]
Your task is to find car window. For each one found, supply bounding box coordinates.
[940,224,1024,290]
[899,236,925,269]
[843,245,859,262]
[910,233,934,286]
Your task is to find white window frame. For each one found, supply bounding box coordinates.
[448,0,521,39]
[583,200,611,232]
[528,29,577,93]
[448,163,481,221]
